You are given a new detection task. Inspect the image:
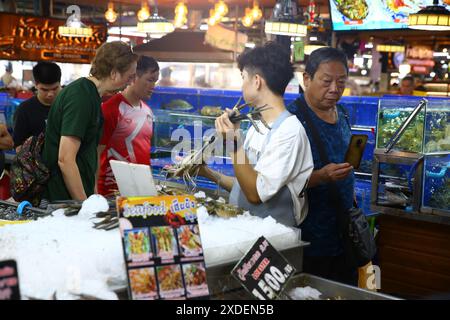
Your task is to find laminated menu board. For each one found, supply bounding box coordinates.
[117,195,209,300]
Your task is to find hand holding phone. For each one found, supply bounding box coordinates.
[345,134,368,170]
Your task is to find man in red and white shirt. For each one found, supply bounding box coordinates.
[97,56,159,196]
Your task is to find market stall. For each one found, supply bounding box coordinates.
[371,96,450,299]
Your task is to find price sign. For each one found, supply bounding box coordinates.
[0,260,20,300]
[231,236,296,300]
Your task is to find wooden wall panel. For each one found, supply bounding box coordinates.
[377,214,450,299]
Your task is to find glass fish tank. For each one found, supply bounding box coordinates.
[376,96,449,154]
[422,154,450,215]
[151,109,251,190]
[423,100,450,154]
[340,96,378,128]
[374,162,418,211]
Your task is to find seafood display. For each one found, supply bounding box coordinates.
[0,200,50,222]
[197,196,244,218]
[152,226,178,260]
[162,99,194,111]
[178,225,203,256]
[156,265,184,294]
[200,106,223,117]
[157,184,187,196]
[161,100,271,190]
[124,228,152,262]
[129,268,158,299]
[334,0,369,20]
[161,135,217,189]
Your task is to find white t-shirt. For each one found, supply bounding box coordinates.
[243,115,314,224]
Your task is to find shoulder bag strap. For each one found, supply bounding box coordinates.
[295,98,347,216]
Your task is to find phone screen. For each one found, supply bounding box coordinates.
[344,134,368,169]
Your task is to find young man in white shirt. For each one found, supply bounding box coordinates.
[200,42,314,227]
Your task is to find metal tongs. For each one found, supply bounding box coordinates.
[228,97,272,133]
[384,98,427,153]
[194,98,272,154]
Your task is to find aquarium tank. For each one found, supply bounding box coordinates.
[422,154,450,215]
[376,96,449,154]
[374,161,422,211]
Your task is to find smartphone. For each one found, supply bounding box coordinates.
[345,134,368,170]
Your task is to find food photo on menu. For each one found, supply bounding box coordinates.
[156,265,185,299]
[128,267,158,300]
[333,0,369,21]
[177,224,203,258]
[124,228,153,263]
[182,262,209,298]
[151,226,179,261]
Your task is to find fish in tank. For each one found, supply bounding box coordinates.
[376,99,449,154]
[376,109,424,153]
[424,111,450,153]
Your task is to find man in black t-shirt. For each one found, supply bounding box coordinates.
[13,61,61,151]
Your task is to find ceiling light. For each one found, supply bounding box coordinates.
[174,2,188,28]
[137,1,174,38]
[104,2,118,23]
[175,2,188,16]
[137,13,174,37]
[408,0,450,31]
[214,1,228,17]
[58,5,93,37]
[242,8,254,27]
[208,9,223,26]
[251,1,263,21]
[137,1,151,22]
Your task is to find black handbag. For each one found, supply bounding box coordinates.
[295,98,376,268]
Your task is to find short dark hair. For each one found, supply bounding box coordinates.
[136,55,159,77]
[401,75,414,84]
[305,47,348,79]
[32,61,61,84]
[237,41,294,96]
